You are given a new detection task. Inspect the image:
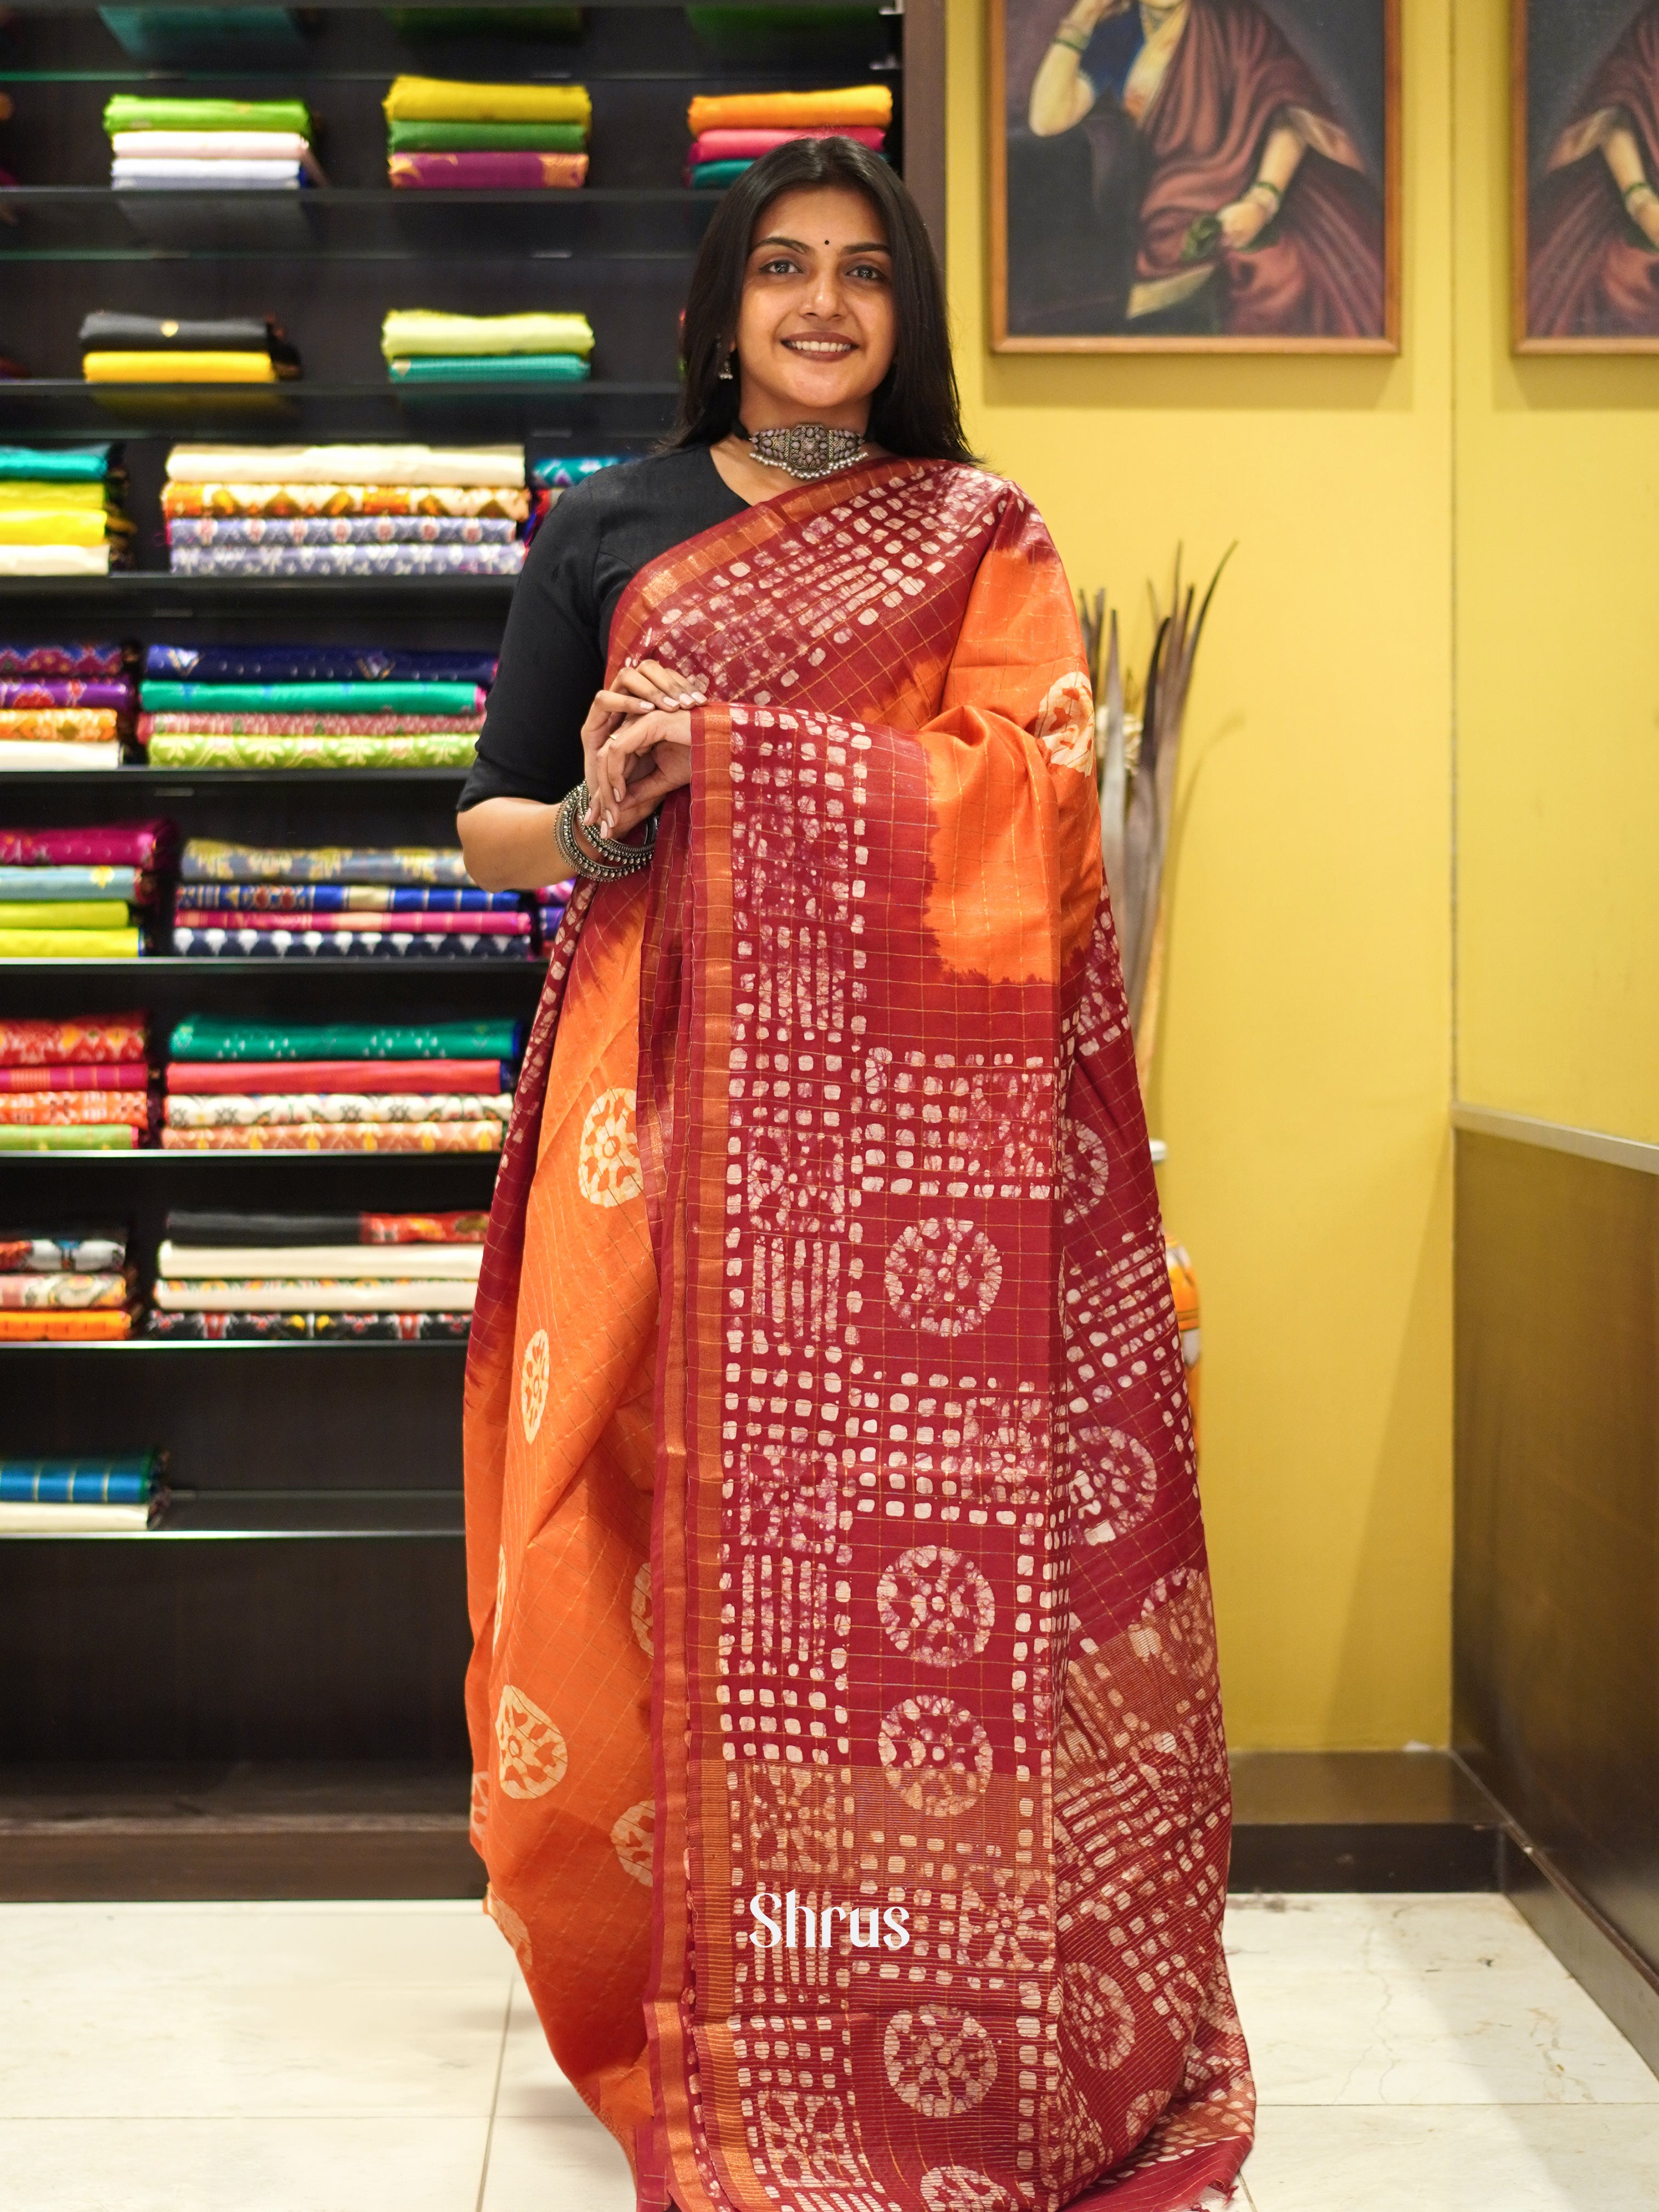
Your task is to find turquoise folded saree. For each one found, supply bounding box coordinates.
[388,355,589,384]
[140,680,481,716]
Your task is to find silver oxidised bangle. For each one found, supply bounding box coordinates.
[556,783,657,882]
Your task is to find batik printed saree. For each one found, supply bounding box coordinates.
[464,459,1252,2212]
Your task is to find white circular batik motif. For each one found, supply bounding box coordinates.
[519,1327,550,1442]
[1032,669,1096,771]
[495,1684,568,1799]
[918,2168,1022,2212]
[877,1547,995,1667]
[883,2007,997,2118]
[630,1559,653,1655]
[1060,1120,1111,1224]
[1071,1423,1157,1547]
[1063,1960,1136,2069]
[884,1218,1003,1337]
[878,1693,992,1815]
[610,1797,654,1886]
[486,1886,532,1968]
[578,1086,642,1207]
[1124,2085,1171,2148]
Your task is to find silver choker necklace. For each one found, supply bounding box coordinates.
[742,421,869,482]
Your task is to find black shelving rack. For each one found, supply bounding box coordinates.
[0,0,941,1899]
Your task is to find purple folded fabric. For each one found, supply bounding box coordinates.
[388,151,589,190]
[0,645,125,678]
[0,678,135,710]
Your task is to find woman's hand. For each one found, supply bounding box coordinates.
[1214,189,1276,249]
[589,707,693,840]
[1631,182,1659,247]
[579,659,704,805]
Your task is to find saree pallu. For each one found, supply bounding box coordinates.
[464,459,1251,2212]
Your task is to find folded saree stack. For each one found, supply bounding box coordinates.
[171,836,530,957]
[0,639,136,770]
[0,1012,154,1153]
[0,1225,139,1341]
[534,877,572,950]
[383,76,590,190]
[140,641,494,766]
[161,442,528,579]
[381,311,592,389]
[532,453,625,504]
[80,312,301,387]
[161,1015,520,1150]
[0,819,167,958]
[146,1208,485,1339]
[684,85,891,189]
[102,93,326,193]
[0,1455,167,1530]
[0,444,132,580]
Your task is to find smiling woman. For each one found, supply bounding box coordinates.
[456,139,1251,2212]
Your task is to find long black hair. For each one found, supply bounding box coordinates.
[672,137,974,464]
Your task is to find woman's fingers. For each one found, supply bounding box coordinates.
[630,658,707,707]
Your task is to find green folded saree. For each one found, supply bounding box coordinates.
[0,1125,137,1150]
[388,355,589,385]
[170,1017,521,1060]
[103,95,312,136]
[0,446,112,482]
[386,121,588,153]
[380,309,593,358]
[140,680,479,716]
[148,732,477,768]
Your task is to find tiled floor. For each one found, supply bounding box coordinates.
[0,1892,1654,2210]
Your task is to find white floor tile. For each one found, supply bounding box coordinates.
[0,2117,491,2212]
[1225,1895,1658,2108]
[480,2116,637,2212]
[494,1973,596,2121]
[1243,2103,1659,2212]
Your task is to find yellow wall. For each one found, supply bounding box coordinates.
[946,0,1456,1747]
[1453,2,1659,1145]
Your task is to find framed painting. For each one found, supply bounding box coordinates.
[1514,0,1659,348]
[989,0,1400,352]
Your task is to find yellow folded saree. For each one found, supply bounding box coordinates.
[380,311,594,359]
[686,84,893,132]
[382,76,592,127]
[83,352,283,384]
[0,510,113,548]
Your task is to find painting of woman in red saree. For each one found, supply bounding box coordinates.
[1521,0,1659,345]
[992,0,1396,349]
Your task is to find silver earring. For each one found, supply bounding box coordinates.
[717,350,735,381]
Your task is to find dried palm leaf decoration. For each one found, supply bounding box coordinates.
[1077,547,1233,1087]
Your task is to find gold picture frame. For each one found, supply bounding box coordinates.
[1513,0,1659,351]
[989,0,1401,353]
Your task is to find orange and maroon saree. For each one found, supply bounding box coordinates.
[464,459,1252,2212]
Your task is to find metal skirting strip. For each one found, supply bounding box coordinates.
[1453,1102,1659,1177]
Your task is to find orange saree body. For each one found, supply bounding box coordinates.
[464,460,1253,2212]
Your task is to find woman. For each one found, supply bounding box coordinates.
[459,137,1251,2212]
[1528,1,1659,339]
[1024,0,1384,337]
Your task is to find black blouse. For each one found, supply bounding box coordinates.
[457,446,747,812]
